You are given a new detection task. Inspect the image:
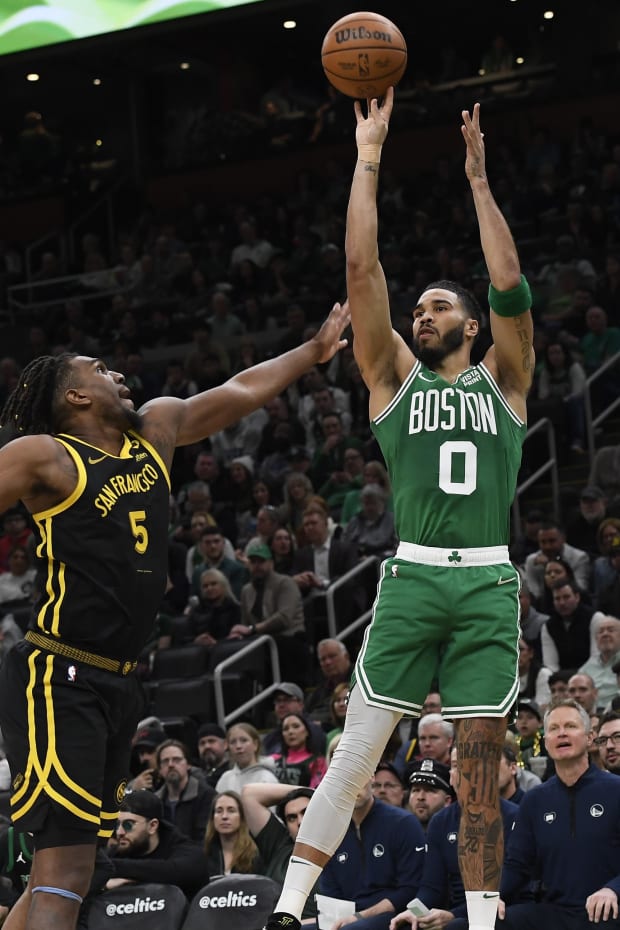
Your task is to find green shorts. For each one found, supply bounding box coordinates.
[354,552,520,718]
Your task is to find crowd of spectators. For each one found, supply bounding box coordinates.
[0,37,619,929]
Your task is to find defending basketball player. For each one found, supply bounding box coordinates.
[264,92,534,930]
[0,301,349,930]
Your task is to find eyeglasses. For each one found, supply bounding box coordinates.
[593,731,620,748]
[116,818,145,833]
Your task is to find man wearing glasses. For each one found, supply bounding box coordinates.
[106,789,208,900]
[596,711,620,775]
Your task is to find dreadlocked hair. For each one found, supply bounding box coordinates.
[0,354,77,436]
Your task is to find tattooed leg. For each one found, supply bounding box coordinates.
[454,716,507,890]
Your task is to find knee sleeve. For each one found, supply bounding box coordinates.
[296,685,401,856]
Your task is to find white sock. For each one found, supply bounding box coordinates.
[465,890,500,930]
[274,856,323,919]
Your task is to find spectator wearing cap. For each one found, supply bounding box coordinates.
[128,720,167,792]
[389,746,518,930]
[513,700,547,774]
[154,739,215,842]
[578,616,620,707]
[407,759,454,830]
[305,639,353,726]
[524,520,590,602]
[598,534,620,617]
[566,486,609,560]
[319,779,426,930]
[231,541,308,684]
[263,683,326,756]
[106,789,209,900]
[341,483,397,559]
[371,762,405,808]
[197,723,231,788]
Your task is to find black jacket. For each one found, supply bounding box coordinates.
[110,819,209,899]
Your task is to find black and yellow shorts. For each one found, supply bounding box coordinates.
[0,639,144,845]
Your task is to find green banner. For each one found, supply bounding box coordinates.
[0,0,266,56]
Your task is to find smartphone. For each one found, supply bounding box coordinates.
[407,898,430,918]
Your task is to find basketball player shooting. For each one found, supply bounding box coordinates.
[264,90,534,930]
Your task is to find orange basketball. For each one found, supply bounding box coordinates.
[321,11,407,99]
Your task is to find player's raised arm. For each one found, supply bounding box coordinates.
[463,104,534,406]
[346,88,412,407]
[142,299,350,449]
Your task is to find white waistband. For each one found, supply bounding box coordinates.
[396,542,510,566]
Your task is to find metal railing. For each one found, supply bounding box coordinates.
[211,634,280,729]
[582,350,620,460]
[326,555,379,640]
[512,417,560,531]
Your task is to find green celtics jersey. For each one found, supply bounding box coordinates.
[371,360,526,548]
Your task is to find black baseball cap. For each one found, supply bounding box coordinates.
[120,789,163,821]
[517,699,542,721]
[197,722,226,740]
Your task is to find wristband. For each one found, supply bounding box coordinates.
[488,274,531,318]
[357,144,382,164]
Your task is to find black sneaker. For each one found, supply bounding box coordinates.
[263,913,301,930]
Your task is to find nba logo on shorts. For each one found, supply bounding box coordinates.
[67,664,77,682]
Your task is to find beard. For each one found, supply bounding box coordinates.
[412,321,466,368]
[116,833,151,857]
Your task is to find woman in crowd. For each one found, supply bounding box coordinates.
[537,555,588,613]
[272,712,326,788]
[185,569,240,647]
[270,525,297,575]
[278,471,315,545]
[204,790,264,877]
[325,682,349,754]
[216,722,279,794]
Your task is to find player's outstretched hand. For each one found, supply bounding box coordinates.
[311,299,351,363]
[354,86,394,147]
[462,102,487,183]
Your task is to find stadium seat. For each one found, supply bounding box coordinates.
[86,882,187,930]
[151,644,210,681]
[181,874,281,930]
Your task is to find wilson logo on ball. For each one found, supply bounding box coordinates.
[321,12,407,99]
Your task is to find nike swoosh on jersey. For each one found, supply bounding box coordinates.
[88,454,107,464]
[415,845,426,851]
[497,576,516,585]
[418,372,437,382]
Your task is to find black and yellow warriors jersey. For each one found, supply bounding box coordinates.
[29,431,170,661]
